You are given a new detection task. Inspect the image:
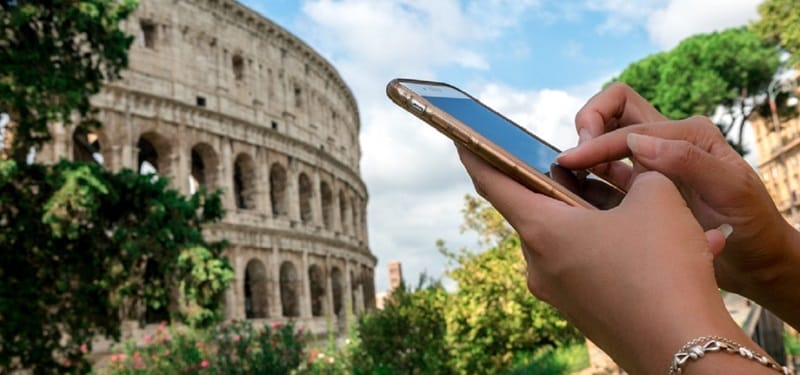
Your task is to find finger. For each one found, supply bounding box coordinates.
[625,133,742,204]
[620,171,686,210]
[705,224,732,259]
[589,160,633,191]
[558,116,723,170]
[574,83,666,143]
[456,146,569,230]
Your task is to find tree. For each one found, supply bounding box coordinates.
[441,195,581,374]
[0,1,234,372]
[611,27,780,154]
[0,0,136,160]
[752,0,800,67]
[355,275,453,374]
[0,160,233,373]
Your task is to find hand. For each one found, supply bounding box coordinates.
[457,146,770,374]
[558,84,800,328]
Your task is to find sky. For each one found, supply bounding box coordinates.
[238,0,763,292]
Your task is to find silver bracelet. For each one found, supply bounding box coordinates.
[668,335,790,375]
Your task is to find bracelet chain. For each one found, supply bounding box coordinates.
[668,335,790,375]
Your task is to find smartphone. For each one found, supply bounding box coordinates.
[386,78,624,209]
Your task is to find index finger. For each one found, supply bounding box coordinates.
[575,83,666,142]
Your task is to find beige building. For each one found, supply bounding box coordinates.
[37,0,376,335]
[752,85,800,229]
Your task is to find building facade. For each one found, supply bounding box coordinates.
[752,85,800,229]
[38,0,376,334]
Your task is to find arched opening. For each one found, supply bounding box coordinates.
[244,259,269,319]
[308,264,325,317]
[331,267,344,316]
[280,261,300,317]
[144,258,169,323]
[320,182,333,230]
[351,197,359,238]
[72,127,104,164]
[233,153,256,210]
[189,143,219,194]
[138,138,158,175]
[137,133,171,176]
[350,270,359,314]
[298,173,313,223]
[270,163,287,216]
[339,190,349,234]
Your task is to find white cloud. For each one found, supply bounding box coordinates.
[585,0,666,35]
[646,0,762,49]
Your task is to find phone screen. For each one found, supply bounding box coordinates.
[400,81,623,209]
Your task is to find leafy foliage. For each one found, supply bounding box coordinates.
[752,0,800,67]
[441,195,581,374]
[611,27,780,154]
[0,160,232,373]
[355,275,452,374]
[0,0,137,159]
[109,320,305,374]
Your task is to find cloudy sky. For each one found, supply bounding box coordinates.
[239,0,763,292]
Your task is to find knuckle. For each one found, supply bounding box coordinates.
[607,81,633,95]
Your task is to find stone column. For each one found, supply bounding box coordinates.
[324,254,334,319]
[300,251,312,318]
[287,159,300,223]
[270,246,283,317]
[221,139,235,210]
[312,170,323,229]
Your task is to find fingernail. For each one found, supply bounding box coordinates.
[579,128,592,144]
[557,146,576,159]
[717,223,733,239]
[626,133,658,159]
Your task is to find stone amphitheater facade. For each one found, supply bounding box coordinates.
[39,0,376,334]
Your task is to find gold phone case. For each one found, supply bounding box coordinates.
[386,78,595,209]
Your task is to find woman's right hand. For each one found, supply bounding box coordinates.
[557,83,800,329]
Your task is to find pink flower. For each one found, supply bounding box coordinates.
[201,360,209,368]
[79,344,88,354]
[144,335,152,344]
[271,321,283,329]
[233,335,241,343]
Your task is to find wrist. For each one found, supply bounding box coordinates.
[741,224,800,329]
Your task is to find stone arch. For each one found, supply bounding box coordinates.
[233,153,257,210]
[279,261,300,317]
[72,127,107,165]
[270,163,288,216]
[189,142,219,194]
[137,132,172,176]
[308,264,325,317]
[298,172,313,223]
[320,181,333,230]
[331,267,344,316]
[339,190,350,234]
[244,258,269,319]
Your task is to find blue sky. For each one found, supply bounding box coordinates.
[238,0,762,292]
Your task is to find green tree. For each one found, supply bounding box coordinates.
[441,195,581,374]
[0,1,234,372]
[752,0,800,67]
[0,160,233,373]
[611,27,780,154]
[355,275,453,374]
[0,0,136,160]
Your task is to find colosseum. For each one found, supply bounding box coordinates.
[37,0,376,334]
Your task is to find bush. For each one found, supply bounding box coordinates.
[108,320,306,374]
[507,343,590,375]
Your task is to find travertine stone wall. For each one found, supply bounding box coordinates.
[42,0,375,335]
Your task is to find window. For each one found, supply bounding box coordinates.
[232,54,244,81]
[271,121,278,130]
[294,87,303,108]
[196,96,206,107]
[140,20,156,49]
